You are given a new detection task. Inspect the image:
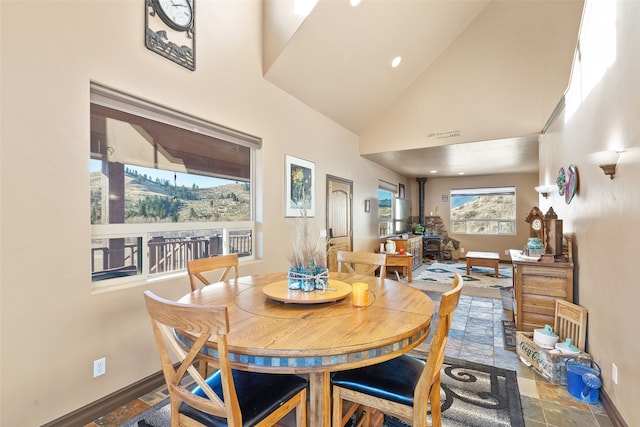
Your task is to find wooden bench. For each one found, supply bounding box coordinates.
[465,251,500,278]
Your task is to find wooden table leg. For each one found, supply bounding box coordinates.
[494,261,499,278]
[308,371,331,427]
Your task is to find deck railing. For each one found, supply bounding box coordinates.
[91,233,252,281]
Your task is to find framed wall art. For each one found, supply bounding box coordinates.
[285,155,315,217]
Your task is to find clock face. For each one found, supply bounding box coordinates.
[156,0,193,31]
[532,218,543,231]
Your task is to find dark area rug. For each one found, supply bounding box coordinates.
[502,320,517,351]
[382,357,524,427]
[126,357,524,427]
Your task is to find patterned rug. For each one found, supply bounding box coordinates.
[415,261,512,288]
[125,357,524,427]
[383,356,524,427]
[411,261,512,300]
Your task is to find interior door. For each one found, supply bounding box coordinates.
[326,176,353,271]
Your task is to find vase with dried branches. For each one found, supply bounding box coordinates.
[287,204,328,291]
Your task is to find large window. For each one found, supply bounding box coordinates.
[378,180,397,237]
[450,187,516,235]
[90,83,259,286]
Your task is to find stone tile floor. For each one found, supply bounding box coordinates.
[86,287,615,427]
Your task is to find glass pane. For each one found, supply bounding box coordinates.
[378,189,393,220]
[378,221,393,236]
[450,187,516,235]
[91,237,142,282]
[147,229,222,275]
[499,221,515,234]
[466,220,499,234]
[229,229,253,257]
[91,161,250,225]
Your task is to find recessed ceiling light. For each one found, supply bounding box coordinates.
[458,172,465,175]
[391,56,402,68]
[350,0,361,6]
[430,170,438,174]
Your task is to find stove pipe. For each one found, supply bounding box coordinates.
[416,177,427,225]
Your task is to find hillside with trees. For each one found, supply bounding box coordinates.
[90,169,250,224]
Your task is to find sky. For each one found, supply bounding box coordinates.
[90,160,242,189]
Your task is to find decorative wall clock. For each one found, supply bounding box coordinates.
[145,0,195,71]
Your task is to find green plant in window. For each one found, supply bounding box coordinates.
[412,224,425,234]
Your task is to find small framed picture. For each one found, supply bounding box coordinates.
[285,155,315,217]
[398,183,405,199]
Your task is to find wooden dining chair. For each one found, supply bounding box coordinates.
[331,274,464,427]
[337,251,387,279]
[143,291,308,427]
[187,253,239,291]
[553,299,588,351]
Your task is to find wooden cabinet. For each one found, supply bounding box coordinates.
[511,242,574,332]
[392,235,422,270]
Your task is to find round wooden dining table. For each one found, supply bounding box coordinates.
[178,271,434,426]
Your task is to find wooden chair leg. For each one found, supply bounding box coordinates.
[296,389,307,427]
[429,375,442,427]
[197,359,209,378]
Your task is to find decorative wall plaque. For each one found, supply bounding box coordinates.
[145,0,195,71]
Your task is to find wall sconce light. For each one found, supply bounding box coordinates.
[535,185,556,199]
[597,151,621,179]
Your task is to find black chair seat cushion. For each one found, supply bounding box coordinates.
[180,369,307,426]
[331,354,424,407]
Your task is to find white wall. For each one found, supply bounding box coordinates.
[539,1,640,424]
[0,2,404,425]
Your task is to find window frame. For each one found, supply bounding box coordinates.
[89,83,260,290]
[378,180,397,237]
[449,186,516,235]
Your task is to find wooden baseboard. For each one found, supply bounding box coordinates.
[41,370,165,427]
[600,388,628,427]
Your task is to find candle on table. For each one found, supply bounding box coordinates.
[352,282,368,306]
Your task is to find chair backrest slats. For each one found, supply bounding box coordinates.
[553,299,587,351]
[337,251,387,279]
[188,253,239,291]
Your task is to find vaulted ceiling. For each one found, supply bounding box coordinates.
[263,0,584,177]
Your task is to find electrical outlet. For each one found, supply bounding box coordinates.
[460,247,465,253]
[504,249,509,255]
[612,363,618,384]
[94,357,106,378]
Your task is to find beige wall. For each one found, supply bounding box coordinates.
[0,2,405,425]
[421,173,539,261]
[538,1,640,424]
[2,1,638,426]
